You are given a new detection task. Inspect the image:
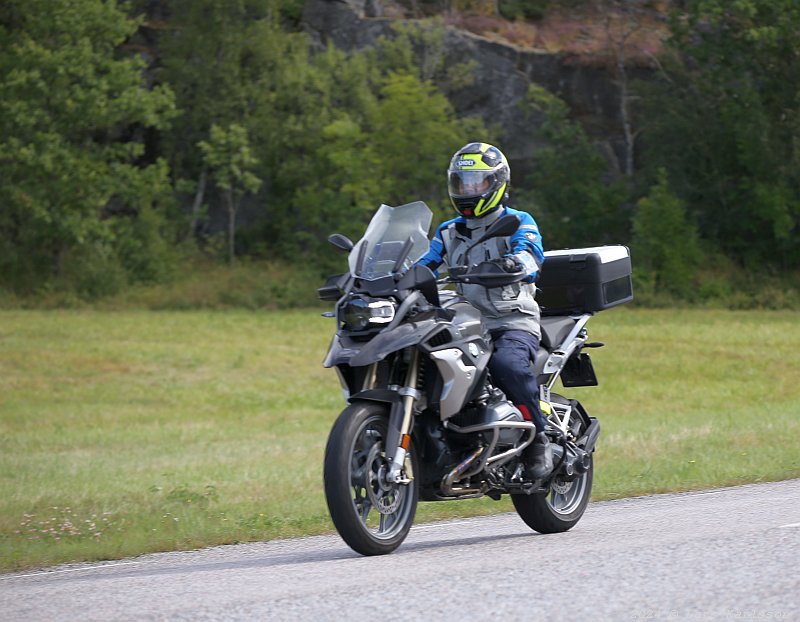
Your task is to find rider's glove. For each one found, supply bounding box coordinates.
[494,256,523,273]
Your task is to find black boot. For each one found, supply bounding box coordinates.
[524,432,553,481]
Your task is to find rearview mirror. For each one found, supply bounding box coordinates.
[465,214,520,255]
[484,214,520,239]
[328,233,354,253]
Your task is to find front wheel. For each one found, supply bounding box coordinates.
[323,402,418,555]
[511,457,593,534]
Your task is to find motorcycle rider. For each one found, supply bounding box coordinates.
[418,142,553,480]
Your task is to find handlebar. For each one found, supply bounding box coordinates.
[441,261,528,288]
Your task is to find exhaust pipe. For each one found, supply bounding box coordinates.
[441,446,487,497]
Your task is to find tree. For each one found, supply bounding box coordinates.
[522,85,628,249]
[161,12,488,267]
[284,68,484,268]
[598,1,646,178]
[198,124,263,266]
[159,0,306,237]
[639,0,800,268]
[632,169,702,298]
[371,19,480,97]
[0,0,176,292]
[372,72,479,208]
[255,25,488,265]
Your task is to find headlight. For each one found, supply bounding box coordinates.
[341,296,396,331]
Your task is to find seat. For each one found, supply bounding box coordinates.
[539,316,576,352]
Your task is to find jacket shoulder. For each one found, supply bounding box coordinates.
[433,216,464,237]
[503,207,538,227]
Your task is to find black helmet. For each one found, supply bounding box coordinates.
[447,142,510,218]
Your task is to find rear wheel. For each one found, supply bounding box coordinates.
[323,402,418,555]
[513,396,595,533]
[511,458,593,533]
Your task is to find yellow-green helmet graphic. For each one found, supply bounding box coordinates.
[447,142,510,218]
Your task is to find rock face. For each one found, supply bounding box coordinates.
[302,0,634,179]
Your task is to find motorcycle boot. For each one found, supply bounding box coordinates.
[523,432,554,481]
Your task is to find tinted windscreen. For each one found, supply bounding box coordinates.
[349,202,432,280]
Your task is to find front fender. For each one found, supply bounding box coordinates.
[349,388,403,406]
[325,318,439,368]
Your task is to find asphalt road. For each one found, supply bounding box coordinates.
[2,479,799,621]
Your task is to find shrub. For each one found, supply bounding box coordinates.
[631,169,702,298]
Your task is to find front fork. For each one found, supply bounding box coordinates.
[386,349,420,484]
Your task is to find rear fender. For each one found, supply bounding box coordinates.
[576,417,601,453]
[568,399,600,452]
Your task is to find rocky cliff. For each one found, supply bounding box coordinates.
[302,0,649,178]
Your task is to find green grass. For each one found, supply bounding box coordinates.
[1,308,799,571]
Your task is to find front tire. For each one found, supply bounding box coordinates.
[512,456,593,534]
[324,401,418,555]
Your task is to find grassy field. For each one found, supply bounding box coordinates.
[1,308,799,571]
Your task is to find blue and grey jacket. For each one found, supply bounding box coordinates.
[419,206,545,337]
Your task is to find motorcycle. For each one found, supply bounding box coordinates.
[318,201,633,555]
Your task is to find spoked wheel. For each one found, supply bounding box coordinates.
[324,402,418,555]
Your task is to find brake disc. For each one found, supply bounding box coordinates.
[551,479,574,495]
[364,443,401,515]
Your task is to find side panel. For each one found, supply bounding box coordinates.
[429,348,476,420]
[428,338,491,419]
[420,297,491,419]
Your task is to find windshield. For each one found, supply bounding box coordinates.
[349,201,433,280]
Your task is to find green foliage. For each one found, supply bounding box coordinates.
[372,19,480,96]
[253,44,383,260]
[286,68,480,272]
[0,4,489,299]
[631,169,703,299]
[159,11,485,270]
[640,0,800,269]
[5,2,798,303]
[374,73,476,206]
[522,85,628,249]
[499,0,552,21]
[159,0,299,177]
[199,123,263,265]
[199,125,262,199]
[66,242,131,300]
[112,203,183,285]
[156,0,311,257]
[0,0,176,293]
[253,26,486,264]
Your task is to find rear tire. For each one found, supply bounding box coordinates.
[512,457,593,533]
[324,401,418,555]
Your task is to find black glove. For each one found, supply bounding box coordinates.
[493,256,523,273]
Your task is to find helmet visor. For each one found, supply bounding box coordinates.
[448,170,496,198]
